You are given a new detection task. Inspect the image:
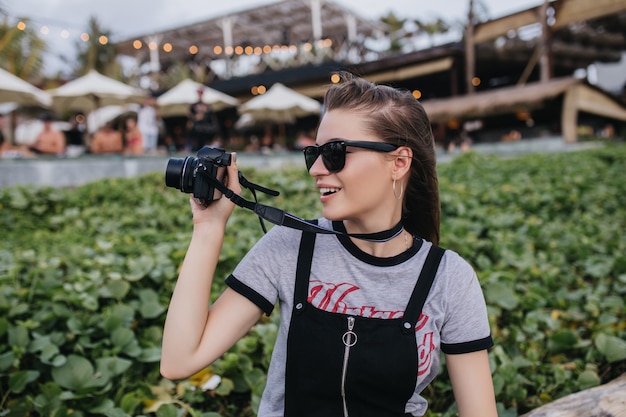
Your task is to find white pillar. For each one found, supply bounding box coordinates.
[218,16,237,51]
[310,0,322,41]
[345,13,357,43]
[145,35,162,73]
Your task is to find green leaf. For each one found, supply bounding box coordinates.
[111,328,135,349]
[155,403,178,417]
[595,333,626,363]
[0,317,9,337]
[40,343,60,364]
[126,255,155,281]
[102,304,136,332]
[137,347,161,363]
[120,391,143,414]
[214,377,235,396]
[9,370,40,393]
[51,354,107,391]
[577,369,600,389]
[0,350,15,371]
[95,356,133,379]
[102,408,132,417]
[484,282,519,310]
[8,325,29,348]
[137,289,166,319]
[548,329,579,353]
[100,280,131,299]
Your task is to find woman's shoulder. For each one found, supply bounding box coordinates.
[426,242,477,279]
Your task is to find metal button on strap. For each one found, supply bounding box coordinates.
[296,302,303,310]
[403,322,412,329]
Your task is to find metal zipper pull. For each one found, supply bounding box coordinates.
[343,316,357,347]
[341,316,357,417]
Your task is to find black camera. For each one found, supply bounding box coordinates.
[165,146,232,207]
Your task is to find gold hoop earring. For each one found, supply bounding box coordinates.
[392,178,403,200]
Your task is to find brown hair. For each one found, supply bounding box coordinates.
[322,72,440,244]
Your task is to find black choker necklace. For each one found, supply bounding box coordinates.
[332,220,404,242]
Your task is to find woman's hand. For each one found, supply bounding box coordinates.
[189,152,241,226]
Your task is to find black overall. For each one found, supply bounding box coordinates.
[284,231,445,417]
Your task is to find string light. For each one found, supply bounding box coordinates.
[5,11,337,62]
[5,13,113,47]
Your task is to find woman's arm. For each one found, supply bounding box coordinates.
[160,154,263,380]
[445,350,497,417]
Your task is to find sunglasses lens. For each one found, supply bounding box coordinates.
[303,146,319,171]
[321,142,345,172]
[303,142,347,172]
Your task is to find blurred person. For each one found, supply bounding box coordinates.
[123,115,143,155]
[187,87,221,152]
[160,73,496,417]
[137,94,160,153]
[89,122,123,154]
[294,129,316,150]
[28,114,66,156]
[65,112,87,157]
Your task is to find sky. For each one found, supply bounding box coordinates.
[5,0,544,75]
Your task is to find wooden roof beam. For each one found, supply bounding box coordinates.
[473,0,626,44]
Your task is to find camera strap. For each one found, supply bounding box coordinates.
[203,170,404,243]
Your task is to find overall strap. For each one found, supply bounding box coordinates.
[293,229,317,315]
[401,244,446,333]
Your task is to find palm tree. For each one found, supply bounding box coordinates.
[71,16,123,80]
[414,17,451,48]
[380,12,408,53]
[0,15,46,82]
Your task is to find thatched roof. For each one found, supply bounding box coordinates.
[422,78,581,122]
[421,77,626,142]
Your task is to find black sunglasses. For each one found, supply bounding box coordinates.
[303,140,399,172]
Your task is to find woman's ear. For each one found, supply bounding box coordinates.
[392,146,413,179]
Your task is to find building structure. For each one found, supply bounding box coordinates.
[114,0,626,143]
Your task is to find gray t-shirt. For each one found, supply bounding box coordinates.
[227,218,492,417]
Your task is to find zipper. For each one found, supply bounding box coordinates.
[341,316,357,417]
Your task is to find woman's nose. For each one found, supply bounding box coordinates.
[307,154,329,175]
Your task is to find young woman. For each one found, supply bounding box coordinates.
[123,115,143,155]
[161,73,497,417]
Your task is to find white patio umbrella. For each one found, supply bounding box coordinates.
[238,83,321,145]
[48,69,146,113]
[0,67,51,107]
[238,83,321,123]
[156,79,239,117]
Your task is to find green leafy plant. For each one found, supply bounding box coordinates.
[1,146,625,416]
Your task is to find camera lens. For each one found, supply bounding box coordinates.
[165,157,195,193]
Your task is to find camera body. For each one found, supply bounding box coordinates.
[165,146,232,207]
